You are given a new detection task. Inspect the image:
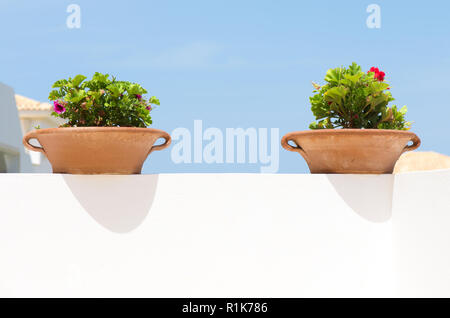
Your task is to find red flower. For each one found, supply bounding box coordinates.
[368,67,385,81]
[375,71,385,81]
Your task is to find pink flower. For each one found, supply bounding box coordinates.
[53,100,66,114]
[146,105,152,111]
[136,94,142,100]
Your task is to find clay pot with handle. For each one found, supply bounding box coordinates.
[281,129,420,174]
[23,127,171,174]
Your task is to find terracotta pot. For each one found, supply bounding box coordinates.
[23,127,171,174]
[281,129,420,174]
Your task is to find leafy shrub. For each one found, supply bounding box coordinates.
[48,72,159,127]
[309,62,411,130]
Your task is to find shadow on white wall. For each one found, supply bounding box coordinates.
[326,174,394,223]
[62,175,159,233]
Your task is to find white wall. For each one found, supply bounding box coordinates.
[0,171,449,297]
[392,169,450,297]
[0,83,32,172]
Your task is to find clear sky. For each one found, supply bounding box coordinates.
[1,0,449,173]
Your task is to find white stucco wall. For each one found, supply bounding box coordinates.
[0,83,32,172]
[392,169,450,297]
[0,171,449,297]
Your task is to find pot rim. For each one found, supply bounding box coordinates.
[281,128,421,160]
[283,128,418,137]
[26,126,168,135]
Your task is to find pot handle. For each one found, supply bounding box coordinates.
[402,133,421,154]
[23,131,45,154]
[281,133,308,160]
[148,131,172,154]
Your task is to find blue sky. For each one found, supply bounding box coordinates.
[1,0,449,173]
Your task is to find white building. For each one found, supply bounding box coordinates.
[0,82,33,173]
[15,94,62,173]
[0,81,65,173]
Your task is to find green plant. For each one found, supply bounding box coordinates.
[48,72,159,127]
[309,62,411,130]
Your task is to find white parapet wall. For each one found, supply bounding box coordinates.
[0,170,449,297]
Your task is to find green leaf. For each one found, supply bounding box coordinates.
[309,122,319,129]
[323,86,348,105]
[399,105,407,114]
[369,81,390,93]
[48,90,61,100]
[344,72,362,84]
[347,62,362,75]
[366,94,389,112]
[72,74,87,87]
[127,83,145,96]
[52,79,69,88]
[67,90,86,103]
[106,84,122,97]
[149,96,160,105]
[381,107,393,122]
[324,67,344,84]
[92,72,109,84]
